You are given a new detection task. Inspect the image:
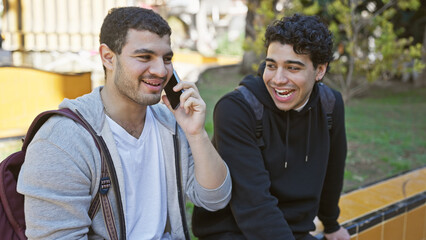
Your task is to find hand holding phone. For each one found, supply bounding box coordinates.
[164,70,183,109]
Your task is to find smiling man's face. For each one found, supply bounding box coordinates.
[263,42,327,111]
[111,29,174,106]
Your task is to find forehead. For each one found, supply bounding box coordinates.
[266,42,312,64]
[122,29,172,54]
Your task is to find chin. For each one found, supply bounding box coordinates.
[279,107,292,111]
[270,99,288,111]
[275,104,292,111]
[135,94,161,106]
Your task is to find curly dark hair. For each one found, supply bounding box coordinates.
[264,14,333,69]
[100,7,171,55]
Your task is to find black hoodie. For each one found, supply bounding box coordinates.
[192,71,347,240]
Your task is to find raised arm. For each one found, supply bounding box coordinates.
[162,81,228,189]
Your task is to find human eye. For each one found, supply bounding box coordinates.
[164,56,173,64]
[287,65,301,71]
[137,55,151,61]
[266,62,276,70]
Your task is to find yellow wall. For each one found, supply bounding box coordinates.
[313,167,426,240]
[0,67,91,138]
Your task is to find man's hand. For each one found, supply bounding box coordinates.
[162,81,206,137]
[324,227,350,240]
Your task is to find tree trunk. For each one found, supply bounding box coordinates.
[240,0,261,75]
[414,24,426,87]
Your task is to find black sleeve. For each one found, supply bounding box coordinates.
[317,90,347,233]
[213,93,295,240]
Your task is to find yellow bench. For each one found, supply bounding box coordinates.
[0,66,91,138]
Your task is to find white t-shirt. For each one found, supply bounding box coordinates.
[106,107,170,239]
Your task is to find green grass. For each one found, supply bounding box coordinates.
[343,85,426,190]
[0,139,22,160]
[215,33,245,56]
[196,65,244,137]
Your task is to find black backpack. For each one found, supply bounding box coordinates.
[236,82,336,146]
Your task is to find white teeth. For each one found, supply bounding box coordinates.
[142,80,160,86]
[275,89,293,98]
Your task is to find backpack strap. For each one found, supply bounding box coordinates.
[173,123,191,240]
[73,109,126,240]
[236,83,336,144]
[235,85,264,147]
[317,82,336,130]
[24,109,125,240]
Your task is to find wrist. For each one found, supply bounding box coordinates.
[185,129,209,142]
[324,224,341,234]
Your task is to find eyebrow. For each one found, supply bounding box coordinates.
[265,58,305,66]
[133,48,174,57]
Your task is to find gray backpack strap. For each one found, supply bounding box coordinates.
[236,85,264,146]
[318,82,336,130]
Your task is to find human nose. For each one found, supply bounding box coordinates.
[149,59,168,78]
[272,68,289,84]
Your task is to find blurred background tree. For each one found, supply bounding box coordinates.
[241,0,425,102]
[326,0,424,101]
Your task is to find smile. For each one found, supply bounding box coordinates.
[141,79,162,87]
[275,88,294,98]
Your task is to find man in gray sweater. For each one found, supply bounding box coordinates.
[17,7,231,240]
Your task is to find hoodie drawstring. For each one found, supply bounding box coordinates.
[285,113,290,168]
[305,108,312,162]
[284,108,312,168]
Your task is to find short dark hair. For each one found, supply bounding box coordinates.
[264,14,333,69]
[100,7,172,55]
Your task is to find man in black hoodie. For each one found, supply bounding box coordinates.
[192,14,350,240]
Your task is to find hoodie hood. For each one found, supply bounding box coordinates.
[239,74,277,112]
[59,87,106,135]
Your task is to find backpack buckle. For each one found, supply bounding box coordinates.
[100,177,111,194]
[327,114,333,130]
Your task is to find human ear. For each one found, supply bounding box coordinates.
[315,63,328,81]
[99,43,115,71]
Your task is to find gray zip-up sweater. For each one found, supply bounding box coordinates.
[17,87,232,240]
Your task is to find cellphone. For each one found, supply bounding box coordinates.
[164,70,183,109]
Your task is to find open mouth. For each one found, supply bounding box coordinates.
[141,79,162,87]
[275,88,294,98]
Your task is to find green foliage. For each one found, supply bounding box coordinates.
[243,0,320,72]
[242,0,424,101]
[243,0,281,56]
[326,0,424,100]
[215,33,245,56]
[397,0,421,10]
[299,1,321,15]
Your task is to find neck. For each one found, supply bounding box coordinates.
[101,87,146,138]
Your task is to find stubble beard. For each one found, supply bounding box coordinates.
[114,60,162,106]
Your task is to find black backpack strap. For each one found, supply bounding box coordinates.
[24,109,125,240]
[318,82,336,130]
[235,85,264,147]
[173,123,191,240]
